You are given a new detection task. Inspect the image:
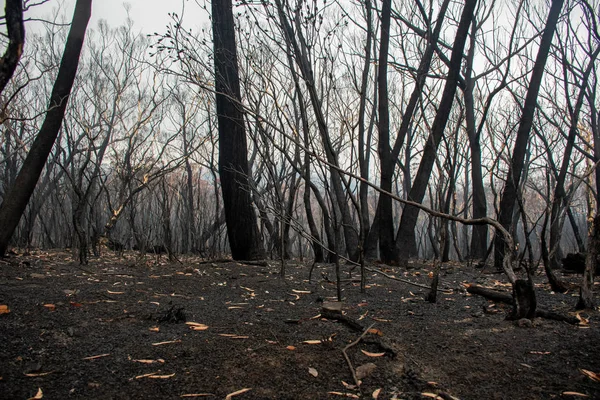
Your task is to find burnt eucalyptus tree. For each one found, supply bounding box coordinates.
[494,0,565,270]
[0,0,24,96]
[212,0,264,260]
[0,0,92,256]
[395,0,477,261]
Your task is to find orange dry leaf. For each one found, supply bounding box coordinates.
[149,326,160,332]
[421,393,442,399]
[286,345,296,351]
[27,388,43,400]
[43,304,56,311]
[367,328,383,336]
[224,388,252,399]
[0,305,9,315]
[580,369,600,383]
[361,350,385,358]
[185,322,209,331]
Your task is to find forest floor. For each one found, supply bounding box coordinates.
[1,250,599,400]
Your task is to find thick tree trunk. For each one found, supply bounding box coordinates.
[0,0,92,256]
[0,0,24,95]
[372,0,451,263]
[464,20,488,259]
[395,0,477,262]
[377,0,394,263]
[494,0,565,270]
[212,0,264,260]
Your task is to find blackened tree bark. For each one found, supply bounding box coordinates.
[548,46,600,270]
[463,18,488,260]
[395,0,477,261]
[212,0,264,260]
[373,0,451,262]
[0,0,24,95]
[494,0,565,270]
[377,0,394,262]
[0,0,92,256]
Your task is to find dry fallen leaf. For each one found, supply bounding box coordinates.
[180,394,214,398]
[186,322,209,331]
[24,371,54,377]
[562,392,589,397]
[580,369,600,383]
[308,367,318,377]
[0,305,10,315]
[27,388,43,400]
[367,328,383,336]
[286,345,296,351]
[371,317,390,322]
[82,354,110,360]
[219,334,249,339]
[361,350,386,358]
[292,289,311,294]
[372,388,381,399]
[302,340,322,345]
[148,373,175,379]
[107,290,124,295]
[149,326,160,332]
[327,392,359,398]
[224,388,252,399]
[135,372,175,379]
[43,304,56,311]
[133,359,165,364]
[152,340,181,346]
[421,393,442,399]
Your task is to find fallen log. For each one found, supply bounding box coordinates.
[466,284,580,325]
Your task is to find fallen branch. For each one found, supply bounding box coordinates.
[366,266,451,292]
[342,323,375,387]
[466,284,580,324]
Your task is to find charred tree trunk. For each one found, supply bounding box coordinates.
[372,0,451,263]
[0,0,92,256]
[0,0,24,95]
[577,215,598,310]
[395,0,477,262]
[494,0,565,270]
[212,0,264,260]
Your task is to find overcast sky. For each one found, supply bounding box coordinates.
[25,0,206,34]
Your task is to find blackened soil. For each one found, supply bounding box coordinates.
[0,250,599,399]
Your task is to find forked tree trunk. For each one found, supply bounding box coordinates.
[395,0,477,262]
[494,0,565,270]
[0,0,92,256]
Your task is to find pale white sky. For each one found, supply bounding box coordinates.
[23,0,207,34]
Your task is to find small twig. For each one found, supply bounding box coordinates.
[342,323,375,387]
